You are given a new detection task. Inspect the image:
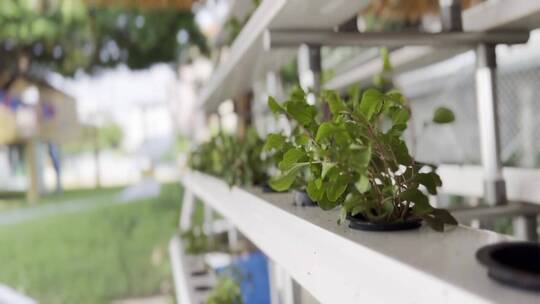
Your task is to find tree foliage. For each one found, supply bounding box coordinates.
[0,0,207,81]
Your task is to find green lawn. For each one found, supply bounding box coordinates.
[0,186,124,212]
[0,183,184,304]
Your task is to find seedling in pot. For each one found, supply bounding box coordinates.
[263,88,319,206]
[265,86,457,231]
[189,128,270,187]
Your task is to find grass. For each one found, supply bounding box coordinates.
[0,186,124,212]
[0,183,184,304]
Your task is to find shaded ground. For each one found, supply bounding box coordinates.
[0,182,183,304]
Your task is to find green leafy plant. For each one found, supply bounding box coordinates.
[189,128,269,186]
[207,276,243,304]
[180,224,211,255]
[265,87,457,231]
[180,223,230,255]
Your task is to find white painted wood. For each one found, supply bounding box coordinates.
[211,0,257,47]
[204,204,214,235]
[325,0,540,90]
[200,0,372,112]
[179,188,194,232]
[181,171,538,304]
[169,236,195,304]
[438,165,540,205]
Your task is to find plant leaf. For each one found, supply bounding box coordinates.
[432,208,458,225]
[268,96,285,114]
[422,214,444,232]
[315,122,336,143]
[326,174,348,202]
[354,175,370,193]
[269,163,305,191]
[279,148,305,171]
[286,101,316,126]
[401,188,432,215]
[321,162,335,179]
[417,172,442,195]
[324,90,347,114]
[349,145,371,171]
[358,89,384,120]
[433,106,455,124]
[263,133,285,151]
[392,108,409,125]
[306,179,323,201]
[317,195,340,210]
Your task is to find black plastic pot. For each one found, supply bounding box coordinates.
[261,183,279,193]
[293,190,317,207]
[194,285,212,291]
[347,213,422,231]
[191,269,209,276]
[476,242,540,291]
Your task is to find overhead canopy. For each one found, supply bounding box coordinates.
[85,0,195,10]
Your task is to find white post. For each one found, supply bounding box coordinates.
[25,139,44,204]
[475,44,506,206]
[179,188,195,232]
[204,204,214,235]
[513,215,538,242]
[518,85,535,168]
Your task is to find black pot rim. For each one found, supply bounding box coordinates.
[347,213,422,231]
[476,241,540,291]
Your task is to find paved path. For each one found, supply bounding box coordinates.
[0,178,162,226]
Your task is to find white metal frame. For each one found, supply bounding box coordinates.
[177,171,538,304]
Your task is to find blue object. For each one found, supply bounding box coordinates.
[216,251,271,304]
[0,90,23,111]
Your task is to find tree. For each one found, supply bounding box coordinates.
[0,0,207,89]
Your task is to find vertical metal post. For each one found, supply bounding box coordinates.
[475,44,507,206]
[204,204,214,235]
[439,0,463,32]
[179,188,195,231]
[513,215,538,242]
[308,45,322,94]
[518,85,535,167]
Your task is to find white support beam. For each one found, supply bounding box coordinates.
[199,0,372,112]
[325,0,540,91]
[179,188,194,232]
[169,236,196,304]
[437,165,540,205]
[181,171,538,304]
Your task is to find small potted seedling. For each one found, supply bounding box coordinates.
[189,128,270,188]
[266,86,457,231]
[264,128,316,206]
[264,88,319,206]
[207,276,243,304]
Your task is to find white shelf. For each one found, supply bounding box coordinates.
[180,171,538,304]
[325,0,540,91]
[199,0,372,112]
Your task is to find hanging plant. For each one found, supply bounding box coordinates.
[265,86,457,231]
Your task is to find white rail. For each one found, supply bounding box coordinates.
[199,0,372,112]
[325,0,540,91]
[180,171,538,304]
[438,165,540,204]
